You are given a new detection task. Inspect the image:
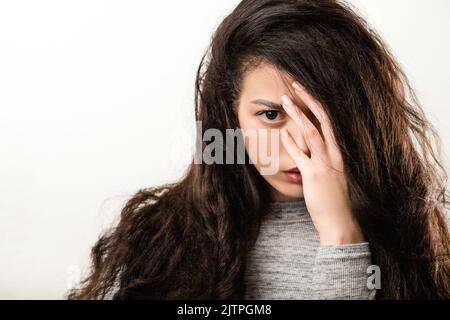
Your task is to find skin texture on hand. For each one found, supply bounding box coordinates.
[280,82,365,245]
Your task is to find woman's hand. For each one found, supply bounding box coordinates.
[280,82,365,246]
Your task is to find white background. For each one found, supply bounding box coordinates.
[1,0,449,299]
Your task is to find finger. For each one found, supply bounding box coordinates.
[281,94,327,161]
[280,128,311,171]
[278,99,309,155]
[288,124,311,158]
[292,82,339,149]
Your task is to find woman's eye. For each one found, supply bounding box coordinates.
[259,110,281,121]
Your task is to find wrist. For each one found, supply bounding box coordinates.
[319,221,366,246]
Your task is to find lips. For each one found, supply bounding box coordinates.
[282,167,302,184]
[283,167,300,174]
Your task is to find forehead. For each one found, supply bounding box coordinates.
[240,60,294,100]
[238,59,308,112]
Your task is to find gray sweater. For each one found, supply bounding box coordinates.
[105,198,377,299]
[244,199,377,300]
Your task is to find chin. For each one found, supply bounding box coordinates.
[283,190,304,200]
[271,182,303,201]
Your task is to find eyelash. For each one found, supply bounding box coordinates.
[257,110,284,122]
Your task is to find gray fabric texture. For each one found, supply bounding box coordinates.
[244,199,377,300]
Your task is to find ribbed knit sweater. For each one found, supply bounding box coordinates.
[105,199,379,299]
[244,199,377,299]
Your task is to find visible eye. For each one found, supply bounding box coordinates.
[257,110,283,122]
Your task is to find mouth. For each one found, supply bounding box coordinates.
[283,167,301,174]
[282,167,302,184]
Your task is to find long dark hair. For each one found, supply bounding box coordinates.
[67,0,450,299]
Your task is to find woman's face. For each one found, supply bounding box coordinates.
[237,60,317,201]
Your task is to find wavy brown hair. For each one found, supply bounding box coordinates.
[66,0,450,299]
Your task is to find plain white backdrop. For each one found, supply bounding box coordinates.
[0,0,449,299]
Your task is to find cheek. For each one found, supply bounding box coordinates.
[267,128,280,156]
[238,110,282,171]
[239,116,261,165]
[243,129,260,168]
[242,127,281,172]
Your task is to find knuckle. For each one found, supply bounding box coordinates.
[310,166,328,180]
[294,149,304,160]
[307,126,318,138]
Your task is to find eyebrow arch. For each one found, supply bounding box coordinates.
[250,99,284,111]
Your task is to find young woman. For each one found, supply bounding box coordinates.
[67,0,450,299]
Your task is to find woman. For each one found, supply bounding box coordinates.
[67,0,450,299]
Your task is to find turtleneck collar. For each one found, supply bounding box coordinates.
[267,198,310,221]
[269,198,307,210]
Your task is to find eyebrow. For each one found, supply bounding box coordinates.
[250,99,284,111]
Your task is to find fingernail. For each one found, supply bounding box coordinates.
[281,95,292,106]
[292,81,304,92]
[280,128,287,137]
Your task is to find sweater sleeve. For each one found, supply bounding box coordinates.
[310,242,376,300]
